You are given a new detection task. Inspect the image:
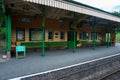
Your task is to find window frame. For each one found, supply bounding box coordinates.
[91,32,97,40]
[60,32,65,40]
[29,28,43,41]
[48,31,54,41]
[80,32,88,40]
[16,28,25,41]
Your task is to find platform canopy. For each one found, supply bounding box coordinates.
[2,0,120,23]
[19,0,120,23]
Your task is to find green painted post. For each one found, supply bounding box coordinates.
[7,13,12,51]
[114,28,117,46]
[42,17,45,56]
[5,16,8,55]
[92,18,96,50]
[110,33,112,47]
[107,33,109,48]
[73,23,76,52]
[93,28,96,50]
[108,33,110,47]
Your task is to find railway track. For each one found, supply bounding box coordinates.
[100,70,120,80]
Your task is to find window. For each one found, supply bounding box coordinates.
[79,33,82,39]
[48,31,53,40]
[29,28,42,41]
[16,28,25,41]
[60,32,65,40]
[80,32,89,40]
[91,32,97,40]
[98,32,101,40]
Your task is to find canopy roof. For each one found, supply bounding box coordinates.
[18,0,120,23]
[3,0,120,24]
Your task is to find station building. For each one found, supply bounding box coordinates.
[1,0,120,56]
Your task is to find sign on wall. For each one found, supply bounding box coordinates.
[16,28,25,41]
[20,18,32,22]
[30,29,42,41]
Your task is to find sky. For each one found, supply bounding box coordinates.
[74,0,120,12]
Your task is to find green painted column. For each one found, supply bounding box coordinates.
[5,16,8,54]
[107,33,109,48]
[114,33,116,46]
[41,16,45,56]
[114,28,117,46]
[6,13,12,51]
[73,23,76,52]
[110,33,112,47]
[92,18,96,50]
[93,27,96,50]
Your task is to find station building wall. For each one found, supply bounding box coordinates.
[11,14,106,44]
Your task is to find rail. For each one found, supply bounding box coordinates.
[100,70,120,80]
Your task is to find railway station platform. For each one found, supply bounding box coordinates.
[0,44,120,80]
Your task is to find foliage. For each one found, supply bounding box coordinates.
[0,27,6,34]
[116,33,120,43]
[0,26,6,39]
[112,11,120,17]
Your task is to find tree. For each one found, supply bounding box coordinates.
[112,11,120,17]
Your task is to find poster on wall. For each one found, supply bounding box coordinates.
[30,29,42,41]
[16,28,25,41]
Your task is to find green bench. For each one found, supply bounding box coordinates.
[20,42,68,48]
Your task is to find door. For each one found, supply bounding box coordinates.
[67,31,77,48]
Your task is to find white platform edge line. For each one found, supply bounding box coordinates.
[9,53,120,80]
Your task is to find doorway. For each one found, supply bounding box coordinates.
[67,31,77,48]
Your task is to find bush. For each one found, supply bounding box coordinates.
[0,27,6,39]
[116,33,120,43]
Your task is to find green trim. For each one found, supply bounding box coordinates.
[93,30,96,50]
[107,33,110,48]
[92,19,96,50]
[73,24,76,52]
[42,17,45,56]
[6,13,12,51]
[114,30,117,45]
[5,16,7,53]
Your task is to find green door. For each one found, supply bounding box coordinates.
[67,31,77,48]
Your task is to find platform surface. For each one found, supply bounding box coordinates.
[0,44,120,80]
